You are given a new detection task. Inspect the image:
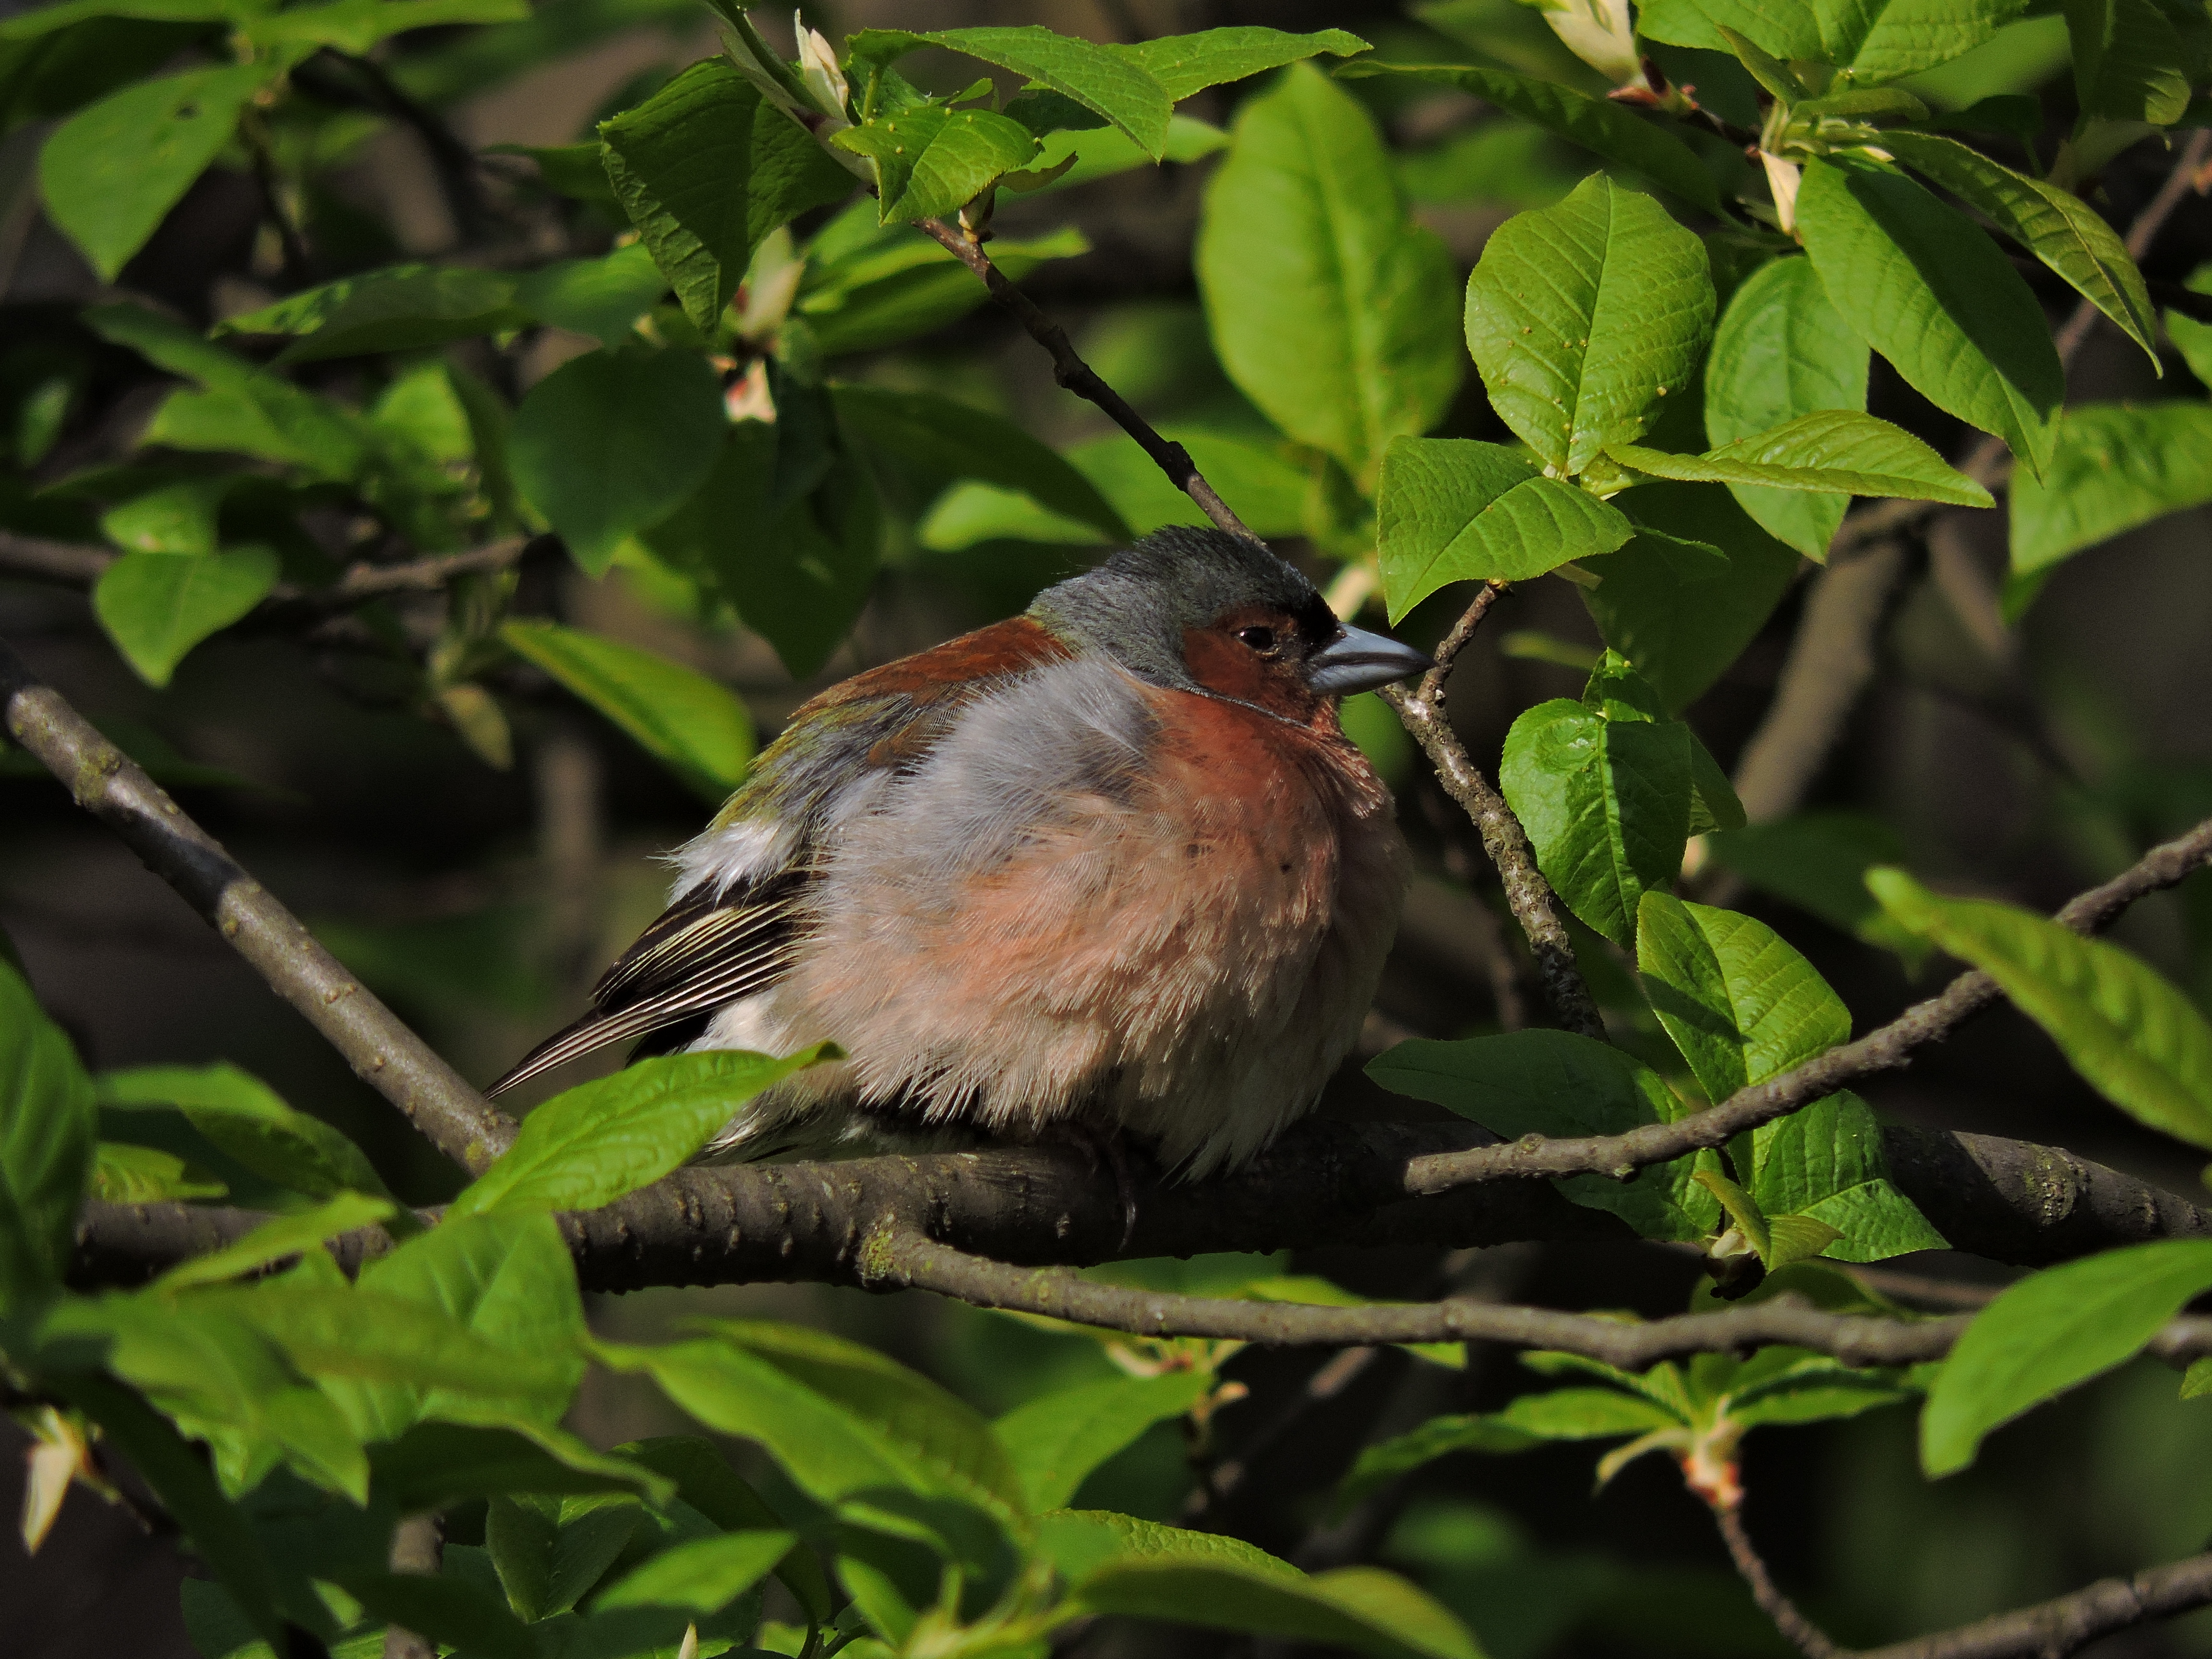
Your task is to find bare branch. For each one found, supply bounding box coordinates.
[1405,812,2212,1194]
[2,641,517,1174]
[913,216,1261,545]
[1714,1504,1842,1659]
[1851,1551,2212,1659]
[0,529,540,614]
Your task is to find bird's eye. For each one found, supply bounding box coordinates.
[1235,625,1277,652]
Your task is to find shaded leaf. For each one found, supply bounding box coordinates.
[1342,61,1721,211]
[2067,0,2196,125]
[1114,26,1369,100]
[241,0,525,53]
[1376,437,1633,620]
[1579,483,1802,715]
[499,620,754,802]
[1197,63,1460,487]
[88,1140,226,1204]
[1885,131,2160,367]
[508,349,726,576]
[216,265,525,363]
[1704,812,1929,964]
[486,1490,643,1621]
[368,1421,670,1513]
[0,960,96,1309]
[511,243,670,348]
[97,1063,390,1201]
[156,1192,396,1291]
[994,1371,1213,1512]
[1465,173,1714,476]
[2008,401,2212,577]
[592,1527,795,1615]
[1795,156,2061,477]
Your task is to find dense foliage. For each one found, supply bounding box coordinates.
[3,1,2212,1657]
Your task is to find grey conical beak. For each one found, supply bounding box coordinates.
[1304,623,1433,696]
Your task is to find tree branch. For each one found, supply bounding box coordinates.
[1405,811,2212,1194]
[0,529,541,614]
[1380,601,1606,1040]
[1713,1503,1842,1659]
[913,216,1261,545]
[1719,1488,2212,1659]
[2,640,516,1174]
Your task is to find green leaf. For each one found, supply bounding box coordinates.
[1748,1093,1948,1261]
[215,265,526,363]
[60,1375,293,1649]
[1883,131,2160,368]
[486,1490,643,1621]
[1196,63,1461,487]
[1071,1552,1481,1659]
[368,1421,671,1513]
[332,1211,587,1442]
[1636,0,2028,82]
[1375,437,1633,620]
[1795,156,2061,478]
[1921,1239,2212,1474]
[2067,0,2195,125]
[1340,62,1721,212]
[1869,869,2212,1152]
[156,1192,396,1291]
[39,61,276,280]
[448,1046,827,1219]
[1335,1414,1542,1505]
[600,59,854,332]
[1609,411,1992,506]
[994,1370,1214,1511]
[508,349,727,576]
[643,421,881,679]
[0,960,96,1309]
[1579,484,1802,715]
[1702,256,1869,559]
[343,1570,532,1659]
[830,383,1128,540]
[835,104,1041,224]
[497,620,754,802]
[857,25,1173,156]
[618,1434,832,1621]
[1369,1030,1722,1241]
[1635,893,1852,1105]
[89,1140,226,1203]
[2007,402,2212,577]
[1703,812,1929,964]
[91,547,279,687]
[97,1063,390,1201]
[601,1322,1025,1519]
[240,0,526,53]
[1465,173,1714,477]
[1497,696,1691,949]
[592,1527,795,1615]
[99,478,228,555]
[1113,26,1370,100]
[512,243,670,349]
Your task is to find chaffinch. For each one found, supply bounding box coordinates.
[493,527,1431,1178]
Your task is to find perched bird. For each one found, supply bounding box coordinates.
[492,527,1430,1178]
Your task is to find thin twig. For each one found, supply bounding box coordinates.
[1405,810,2212,1193]
[1714,1503,1843,1659]
[913,217,1262,545]
[1,641,516,1173]
[0,529,539,613]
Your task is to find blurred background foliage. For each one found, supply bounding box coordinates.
[2,0,2211,1655]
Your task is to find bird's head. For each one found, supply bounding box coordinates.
[1029,527,1431,722]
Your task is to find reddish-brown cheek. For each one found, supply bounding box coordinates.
[1182,627,1321,721]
